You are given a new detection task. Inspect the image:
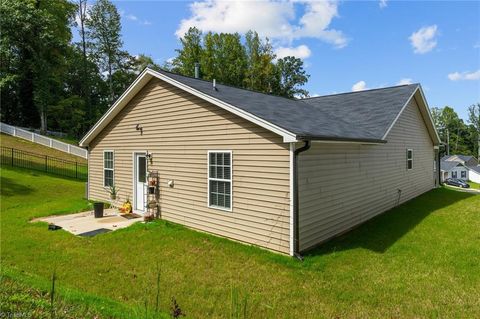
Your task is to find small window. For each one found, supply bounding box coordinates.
[452,171,457,178]
[461,171,466,178]
[208,151,232,210]
[406,149,413,170]
[104,151,114,187]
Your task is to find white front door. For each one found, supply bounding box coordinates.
[134,153,147,212]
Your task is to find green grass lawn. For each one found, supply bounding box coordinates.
[0,276,108,319]
[468,180,480,189]
[0,134,87,181]
[1,165,480,318]
[45,134,80,146]
[1,133,86,164]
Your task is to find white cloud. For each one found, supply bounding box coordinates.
[448,70,480,81]
[409,25,438,54]
[126,14,138,21]
[397,78,413,85]
[275,45,312,59]
[379,0,388,8]
[352,80,368,92]
[120,9,152,26]
[176,0,347,48]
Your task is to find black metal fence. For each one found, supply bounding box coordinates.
[0,146,87,180]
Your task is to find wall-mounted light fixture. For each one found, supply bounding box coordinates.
[136,124,143,135]
[146,151,152,163]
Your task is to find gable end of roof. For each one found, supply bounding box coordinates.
[79,68,298,146]
[382,85,441,145]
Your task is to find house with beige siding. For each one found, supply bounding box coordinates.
[79,68,441,257]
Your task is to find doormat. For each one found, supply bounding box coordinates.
[121,213,142,220]
[78,228,112,237]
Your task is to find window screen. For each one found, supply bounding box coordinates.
[104,151,114,187]
[208,152,232,210]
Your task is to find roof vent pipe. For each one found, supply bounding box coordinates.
[213,79,217,91]
[194,63,200,79]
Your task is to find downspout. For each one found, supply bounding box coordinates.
[293,140,311,260]
[439,143,447,186]
[438,145,442,186]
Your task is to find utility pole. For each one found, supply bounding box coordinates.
[455,127,460,153]
[446,128,450,155]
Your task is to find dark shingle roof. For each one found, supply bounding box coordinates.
[441,161,461,172]
[157,69,419,143]
[442,155,475,162]
[469,165,480,173]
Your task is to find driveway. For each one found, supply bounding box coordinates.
[444,185,480,194]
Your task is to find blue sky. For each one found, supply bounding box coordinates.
[101,0,479,120]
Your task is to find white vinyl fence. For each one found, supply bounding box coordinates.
[0,122,88,159]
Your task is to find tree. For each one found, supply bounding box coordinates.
[85,0,123,103]
[132,54,161,73]
[272,56,310,98]
[172,29,310,98]
[48,95,86,138]
[172,27,203,77]
[431,107,442,128]
[201,32,247,87]
[431,106,472,157]
[468,103,480,163]
[0,0,75,132]
[74,0,92,121]
[57,45,107,135]
[243,30,276,93]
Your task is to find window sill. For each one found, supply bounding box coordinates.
[208,205,232,212]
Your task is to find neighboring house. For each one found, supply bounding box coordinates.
[441,155,480,183]
[440,161,469,181]
[79,68,440,256]
[470,166,480,183]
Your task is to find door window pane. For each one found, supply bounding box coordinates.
[138,156,146,183]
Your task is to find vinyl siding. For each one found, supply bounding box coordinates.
[88,78,291,254]
[298,97,435,251]
[447,166,469,180]
[469,170,480,183]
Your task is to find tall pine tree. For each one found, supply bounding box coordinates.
[85,0,123,103]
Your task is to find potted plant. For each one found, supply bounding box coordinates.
[108,185,119,200]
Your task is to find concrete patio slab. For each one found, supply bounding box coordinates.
[33,209,142,236]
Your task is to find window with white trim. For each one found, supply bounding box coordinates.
[452,171,457,178]
[208,151,232,210]
[104,151,114,187]
[406,149,413,170]
[461,171,466,178]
